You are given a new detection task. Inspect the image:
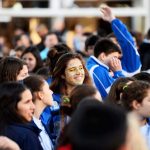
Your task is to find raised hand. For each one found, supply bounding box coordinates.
[99,5,116,22]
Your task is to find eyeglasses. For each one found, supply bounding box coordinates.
[67,65,84,72]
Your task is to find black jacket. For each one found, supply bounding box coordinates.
[3,123,43,150]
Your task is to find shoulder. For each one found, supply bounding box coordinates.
[5,124,43,150]
[5,123,40,139]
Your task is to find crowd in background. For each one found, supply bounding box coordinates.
[0,5,150,150]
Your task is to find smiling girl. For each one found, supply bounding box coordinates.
[40,53,92,143]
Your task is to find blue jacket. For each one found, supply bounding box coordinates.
[40,93,61,145]
[86,19,141,99]
[87,56,125,98]
[2,123,43,150]
[111,19,141,75]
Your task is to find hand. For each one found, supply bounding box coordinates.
[0,136,20,150]
[99,5,116,22]
[108,57,122,72]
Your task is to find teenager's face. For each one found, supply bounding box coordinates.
[17,89,35,122]
[44,34,58,48]
[102,52,121,66]
[16,65,29,81]
[64,58,85,87]
[22,52,37,72]
[136,89,150,118]
[41,80,53,106]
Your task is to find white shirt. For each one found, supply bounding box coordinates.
[140,123,150,149]
[33,117,53,150]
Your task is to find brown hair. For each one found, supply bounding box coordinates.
[50,53,92,95]
[106,77,135,106]
[121,80,150,111]
[0,57,26,83]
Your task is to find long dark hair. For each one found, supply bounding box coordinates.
[0,57,26,83]
[0,82,28,133]
[50,53,92,95]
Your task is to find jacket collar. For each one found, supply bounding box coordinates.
[90,56,109,70]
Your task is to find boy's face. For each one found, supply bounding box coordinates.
[100,51,121,66]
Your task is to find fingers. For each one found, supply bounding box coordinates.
[113,57,121,67]
[111,57,121,66]
[109,57,122,71]
[99,5,115,22]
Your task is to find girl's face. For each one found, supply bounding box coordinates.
[17,89,35,122]
[22,52,36,72]
[64,58,85,87]
[16,65,29,81]
[136,89,150,118]
[41,81,54,106]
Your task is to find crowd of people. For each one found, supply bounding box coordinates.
[0,5,150,150]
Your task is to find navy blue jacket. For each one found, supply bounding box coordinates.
[2,123,43,150]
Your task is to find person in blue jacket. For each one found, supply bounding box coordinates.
[23,75,54,150]
[86,5,141,99]
[0,82,43,150]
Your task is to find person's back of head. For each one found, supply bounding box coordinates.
[23,75,44,97]
[36,66,50,80]
[65,98,128,150]
[133,72,150,83]
[46,43,71,75]
[69,84,102,114]
[106,77,135,106]
[85,35,100,56]
[60,84,102,117]
[121,80,150,112]
[94,38,121,58]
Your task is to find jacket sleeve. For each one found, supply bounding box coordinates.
[92,67,123,99]
[111,19,141,76]
[113,70,125,79]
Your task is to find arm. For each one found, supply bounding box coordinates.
[92,66,124,99]
[100,5,141,75]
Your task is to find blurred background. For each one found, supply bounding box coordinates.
[0,0,149,52]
